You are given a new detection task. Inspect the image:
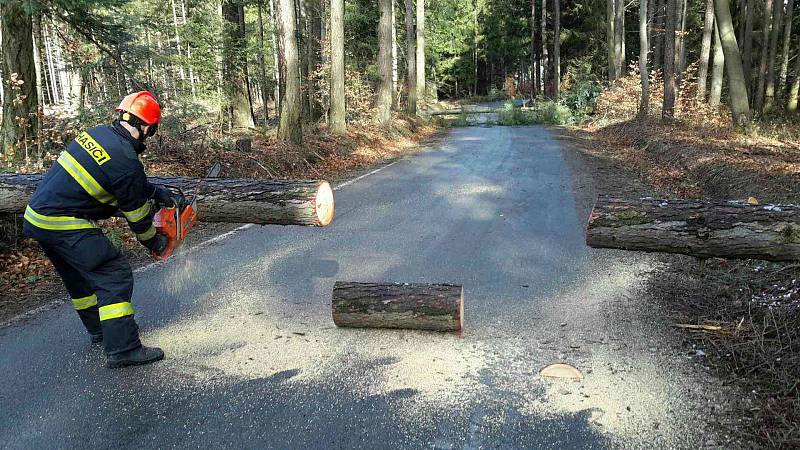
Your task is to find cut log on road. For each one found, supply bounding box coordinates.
[332,282,464,332]
[0,174,335,227]
[586,197,800,261]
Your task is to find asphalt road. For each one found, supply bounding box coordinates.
[0,126,716,449]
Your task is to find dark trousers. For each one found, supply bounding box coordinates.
[24,225,141,355]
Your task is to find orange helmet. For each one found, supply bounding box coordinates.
[115,91,161,126]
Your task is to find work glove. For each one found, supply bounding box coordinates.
[153,186,186,209]
[142,233,169,256]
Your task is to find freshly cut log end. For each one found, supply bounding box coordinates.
[315,181,335,227]
[586,196,800,262]
[0,174,335,227]
[332,281,464,332]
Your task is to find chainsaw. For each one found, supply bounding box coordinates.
[152,162,222,261]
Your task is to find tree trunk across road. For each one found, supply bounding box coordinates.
[0,174,335,227]
[586,197,800,261]
[332,282,464,332]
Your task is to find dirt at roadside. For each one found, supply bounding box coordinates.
[554,121,800,448]
[0,116,441,325]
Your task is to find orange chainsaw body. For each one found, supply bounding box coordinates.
[152,198,198,261]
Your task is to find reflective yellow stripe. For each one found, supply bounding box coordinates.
[122,201,152,223]
[99,302,134,321]
[72,294,98,310]
[136,225,157,242]
[75,131,112,165]
[57,152,117,206]
[24,206,98,231]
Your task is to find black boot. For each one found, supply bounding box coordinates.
[107,345,164,369]
[89,332,103,344]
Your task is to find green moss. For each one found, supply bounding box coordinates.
[612,209,648,225]
[779,224,800,243]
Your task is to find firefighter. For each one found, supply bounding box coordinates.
[23,91,181,369]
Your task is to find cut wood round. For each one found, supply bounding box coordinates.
[586,196,800,261]
[0,174,335,227]
[331,281,464,332]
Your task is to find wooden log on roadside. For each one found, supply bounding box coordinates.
[0,174,335,227]
[332,282,464,332]
[586,196,800,261]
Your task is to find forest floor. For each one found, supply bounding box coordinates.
[556,116,800,447]
[0,115,440,324]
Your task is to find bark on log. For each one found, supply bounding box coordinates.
[332,282,464,332]
[0,174,335,227]
[586,197,800,261]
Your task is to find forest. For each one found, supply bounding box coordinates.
[2,0,797,161]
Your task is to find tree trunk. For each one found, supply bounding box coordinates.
[789,34,800,112]
[377,0,393,126]
[308,0,322,121]
[541,0,548,94]
[640,0,650,115]
[332,282,464,331]
[698,0,715,100]
[755,0,774,111]
[329,0,346,133]
[405,0,417,114]
[553,0,560,99]
[258,0,272,122]
[416,0,426,108]
[764,0,784,112]
[271,0,282,110]
[742,0,754,93]
[709,21,725,106]
[1,0,38,160]
[1,174,335,227]
[780,0,795,96]
[391,0,398,110]
[277,0,303,144]
[607,0,617,81]
[586,197,800,262]
[531,0,538,96]
[31,16,45,109]
[222,0,256,130]
[614,0,625,78]
[653,0,665,70]
[662,0,677,120]
[715,0,752,127]
[676,0,688,76]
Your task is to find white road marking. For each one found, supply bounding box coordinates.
[332,160,398,190]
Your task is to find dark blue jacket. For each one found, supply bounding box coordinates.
[25,124,158,243]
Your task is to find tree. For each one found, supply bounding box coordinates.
[741,0,754,92]
[788,34,800,111]
[662,0,676,120]
[1,0,39,159]
[416,0,425,107]
[714,0,751,127]
[764,0,784,112]
[405,0,417,114]
[257,0,272,122]
[614,0,625,79]
[697,0,715,100]
[329,0,346,134]
[639,0,650,114]
[607,0,616,81]
[276,0,302,144]
[553,0,560,99]
[222,0,255,130]
[755,0,774,111]
[709,21,724,106]
[377,0,393,126]
[531,0,538,96]
[779,0,795,96]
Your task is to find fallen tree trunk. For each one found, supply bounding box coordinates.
[0,174,335,227]
[586,197,800,261]
[332,281,464,332]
